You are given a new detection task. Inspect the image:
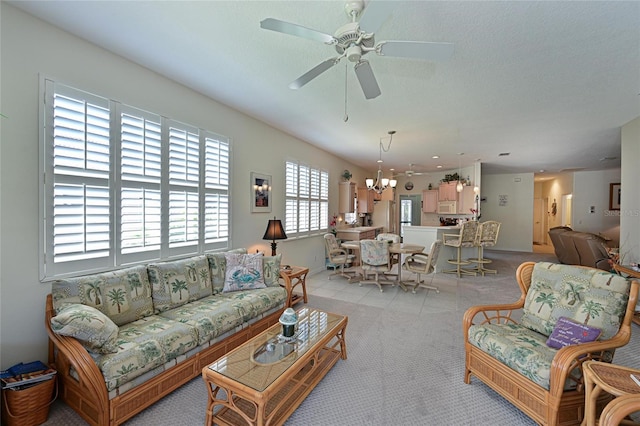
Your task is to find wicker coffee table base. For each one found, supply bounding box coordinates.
[204,318,347,426]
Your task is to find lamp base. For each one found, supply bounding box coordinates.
[270,242,277,256]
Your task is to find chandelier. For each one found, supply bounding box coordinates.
[366,131,397,194]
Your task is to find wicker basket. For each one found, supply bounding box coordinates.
[1,377,57,426]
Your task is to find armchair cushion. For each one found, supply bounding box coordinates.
[520,262,630,339]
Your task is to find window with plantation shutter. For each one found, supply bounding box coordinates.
[284,160,329,236]
[119,106,162,262]
[41,79,231,279]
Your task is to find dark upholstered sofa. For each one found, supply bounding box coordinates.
[548,227,611,270]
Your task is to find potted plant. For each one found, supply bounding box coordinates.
[341,169,352,181]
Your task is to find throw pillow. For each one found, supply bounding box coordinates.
[262,253,282,287]
[223,253,266,292]
[546,316,602,349]
[51,304,119,354]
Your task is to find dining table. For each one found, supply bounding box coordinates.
[389,243,425,292]
[340,240,362,282]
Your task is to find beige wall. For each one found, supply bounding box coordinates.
[0,4,366,368]
[620,115,640,264]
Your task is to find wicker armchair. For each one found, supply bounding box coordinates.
[463,262,639,426]
[600,394,640,426]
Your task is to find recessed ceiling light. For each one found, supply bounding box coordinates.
[432,155,439,159]
[539,169,545,172]
[436,165,442,169]
[498,152,510,157]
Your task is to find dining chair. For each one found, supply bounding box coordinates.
[469,221,501,275]
[376,232,401,267]
[403,240,442,294]
[324,233,356,281]
[359,239,395,292]
[443,221,479,278]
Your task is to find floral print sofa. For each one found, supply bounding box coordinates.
[45,249,290,426]
[463,262,639,426]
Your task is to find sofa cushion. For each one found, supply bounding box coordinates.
[158,286,287,345]
[468,323,577,391]
[546,316,601,349]
[207,249,248,294]
[52,265,154,326]
[93,315,199,392]
[148,255,212,313]
[222,253,266,292]
[51,304,119,354]
[520,262,630,339]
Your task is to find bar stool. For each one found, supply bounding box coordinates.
[469,221,501,275]
[443,221,479,278]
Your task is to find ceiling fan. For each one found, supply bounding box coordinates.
[393,163,430,177]
[260,0,454,100]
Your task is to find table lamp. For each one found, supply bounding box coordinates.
[263,217,287,256]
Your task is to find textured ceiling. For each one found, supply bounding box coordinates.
[12,0,640,177]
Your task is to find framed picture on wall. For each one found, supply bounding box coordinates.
[609,183,621,210]
[251,172,271,213]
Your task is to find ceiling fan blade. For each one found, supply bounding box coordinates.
[288,57,341,89]
[354,60,381,100]
[358,1,395,34]
[260,18,336,44]
[378,41,455,61]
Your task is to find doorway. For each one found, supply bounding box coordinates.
[533,197,548,244]
[399,194,421,237]
[561,194,573,228]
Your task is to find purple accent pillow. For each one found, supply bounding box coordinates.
[546,317,602,349]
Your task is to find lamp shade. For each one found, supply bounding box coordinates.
[263,217,287,256]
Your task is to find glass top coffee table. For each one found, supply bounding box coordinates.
[202,307,348,426]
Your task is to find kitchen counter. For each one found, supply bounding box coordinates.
[336,226,383,241]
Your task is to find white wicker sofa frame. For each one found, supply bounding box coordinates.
[44,250,294,426]
[463,261,639,426]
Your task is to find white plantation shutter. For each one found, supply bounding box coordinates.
[41,79,231,279]
[284,160,329,236]
[45,82,113,275]
[204,134,230,247]
[119,106,162,261]
[168,121,200,253]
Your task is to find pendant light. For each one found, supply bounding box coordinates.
[456,153,464,192]
[366,131,397,194]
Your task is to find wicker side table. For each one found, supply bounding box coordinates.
[581,361,640,426]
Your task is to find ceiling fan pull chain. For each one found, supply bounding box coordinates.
[343,61,349,122]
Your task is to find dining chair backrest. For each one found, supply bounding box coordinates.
[478,221,501,247]
[376,233,401,244]
[460,221,480,246]
[428,240,442,270]
[324,233,343,262]
[360,239,390,267]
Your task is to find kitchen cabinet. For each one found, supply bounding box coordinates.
[422,189,438,213]
[457,186,476,214]
[338,181,356,213]
[357,187,374,213]
[438,181,459,201]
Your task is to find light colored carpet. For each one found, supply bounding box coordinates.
[43,250,640,425]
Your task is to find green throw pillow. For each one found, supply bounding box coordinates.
[51,304,119,354]
[263,253,282,287]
